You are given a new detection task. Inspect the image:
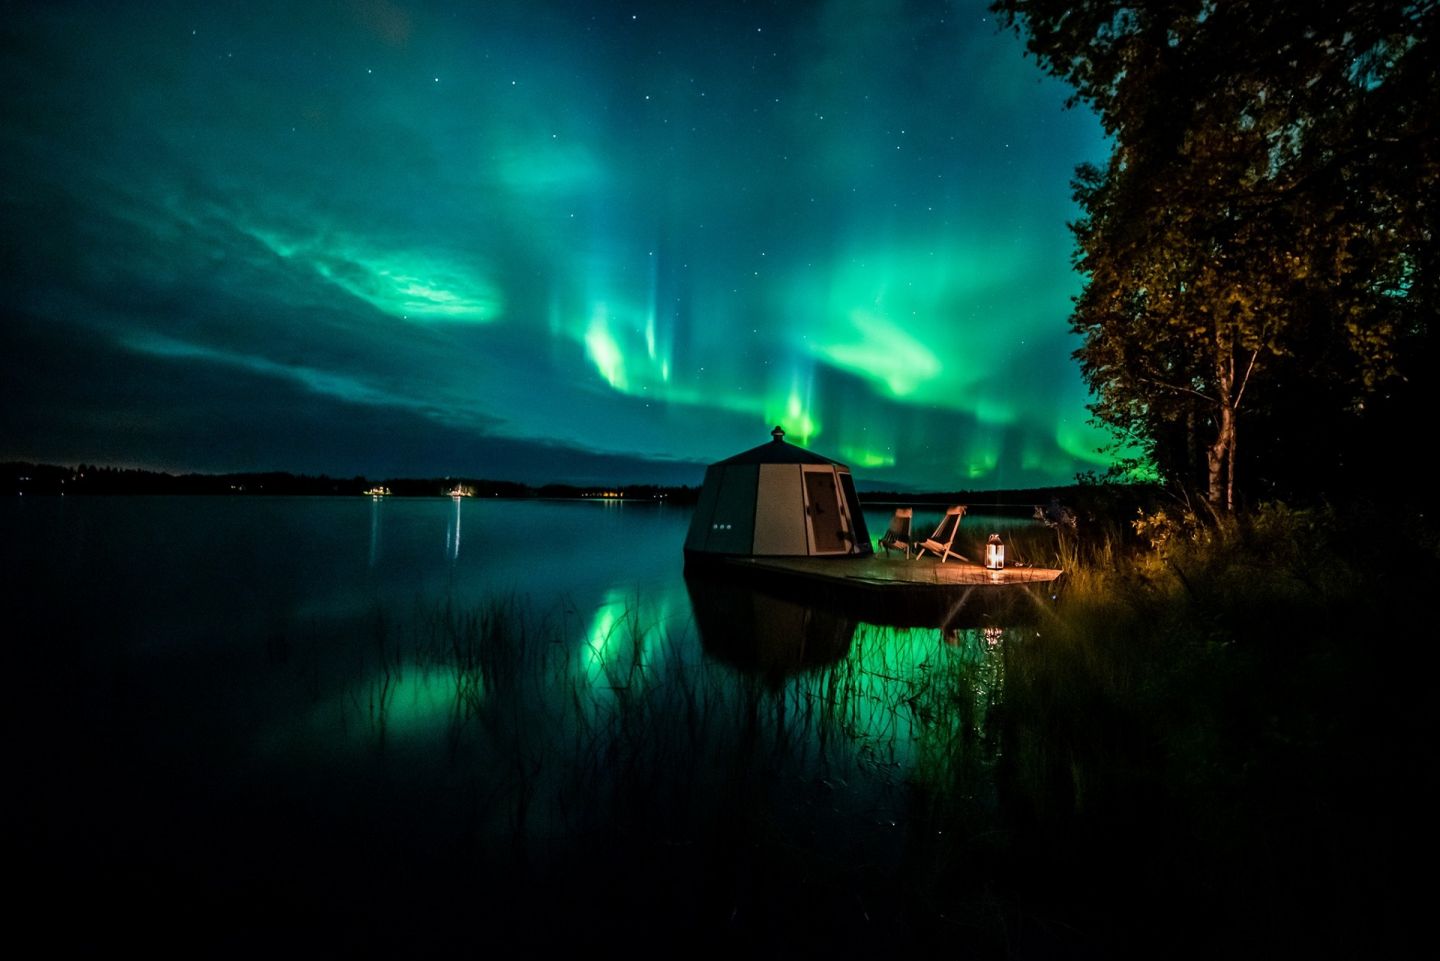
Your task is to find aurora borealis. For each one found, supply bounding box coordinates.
[1,0,1115,490]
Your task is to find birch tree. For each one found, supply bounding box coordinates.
[994,0,1437,509]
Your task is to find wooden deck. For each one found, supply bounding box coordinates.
[686,553,1065,628]
[728,555,1064,588]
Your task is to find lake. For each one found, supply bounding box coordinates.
[6,495,1054,951]
[11,494,1403,956]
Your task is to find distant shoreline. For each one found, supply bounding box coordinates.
[2,461,1155,510]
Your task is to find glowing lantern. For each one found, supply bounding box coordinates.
[985,533,1005,570]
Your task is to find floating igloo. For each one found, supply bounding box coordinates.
[683,427,872,562]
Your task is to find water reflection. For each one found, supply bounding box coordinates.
[579,586,679,695]
[369,494,381,567]
[685,574,857,682]
[7,497,1019,950]
[445,494,462,560]
[684,570,1014,778]
[6,497,1389,952]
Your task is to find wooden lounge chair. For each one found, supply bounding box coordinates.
[915,505,969,563]
[877,508,914,558]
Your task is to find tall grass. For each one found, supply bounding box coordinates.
[931,499,1434,956]
[262,499,1431,955]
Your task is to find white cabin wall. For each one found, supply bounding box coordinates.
[752,465,809,555]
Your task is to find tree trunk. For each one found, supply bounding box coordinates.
[1207,346,1237,512]
[1206,404,1237,512]
[1217,399,1236,512]
[1225,411,1237,512]
[1206,426,1225,509]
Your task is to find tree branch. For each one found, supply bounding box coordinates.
[1138,375,1216,405]
[1233,347,1261,410]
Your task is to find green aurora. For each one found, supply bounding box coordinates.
[1,1,1116,489]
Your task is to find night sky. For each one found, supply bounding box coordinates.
[1,1,1114,489]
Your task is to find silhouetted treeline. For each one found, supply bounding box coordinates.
[859,481,1164,520]
[4,462,1167,514]
[2,462,699,502]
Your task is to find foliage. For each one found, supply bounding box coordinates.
[1032,496,1077,532]
[992,0,1439,509]
[1130,503,1203,558]
[991,496,1436,956]
[1131,499,1348,598]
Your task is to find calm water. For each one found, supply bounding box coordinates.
[8,495,1422,956]
[5,495,1038,952]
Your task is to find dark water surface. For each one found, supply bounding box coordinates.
[6,496,1413,957]
[8,497,1033,953]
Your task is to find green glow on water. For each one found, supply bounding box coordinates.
[255,582,1013,856]
[583,589,626,668]
[579,589,676,697]
[786,622,1008,777]
[270,664,484,757]
[370,668,477,738]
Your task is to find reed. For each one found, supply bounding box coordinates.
[279,498,1432,954]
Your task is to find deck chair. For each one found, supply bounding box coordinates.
[877,508,914,558]
[915,505,969,563]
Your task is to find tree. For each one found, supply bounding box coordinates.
[993,0,1438,509]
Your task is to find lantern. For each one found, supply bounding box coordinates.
[985,533,1005,570]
